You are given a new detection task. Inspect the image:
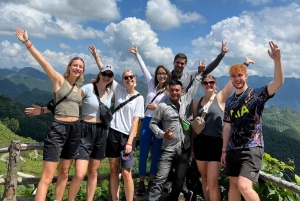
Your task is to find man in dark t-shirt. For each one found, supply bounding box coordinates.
[221,41,284,201]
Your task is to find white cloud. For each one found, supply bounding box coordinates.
[242,0,272,6]
[0,3,104,39]
[145,0,205,30]
[101,17,174,73]
[191,3,300,78]
[59,43,71,50]
[28,0,121,23]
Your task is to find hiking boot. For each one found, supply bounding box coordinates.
[147,180,154,191]
[136,181,146,196]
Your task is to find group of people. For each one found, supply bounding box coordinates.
[16,27,284,201]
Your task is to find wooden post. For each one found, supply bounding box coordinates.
[2,140,21,201]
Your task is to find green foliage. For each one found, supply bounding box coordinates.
[258,153,300,201]
[2,117,20,132]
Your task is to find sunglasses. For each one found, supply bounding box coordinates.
[123,75,134,80]
[203,81,215,86]
[101,72,114,78]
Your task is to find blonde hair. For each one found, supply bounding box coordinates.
[122,70,136,78]
[63,57,85,84]
[228,64,247,75]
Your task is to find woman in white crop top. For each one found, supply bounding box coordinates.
[16,28,84,201]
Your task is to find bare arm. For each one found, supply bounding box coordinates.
[88,45,104,70]
[267,41,284,96]
[25,105,51,116]
[217,58,255,109]
[221,122,231,166]
[15,29,62,86]
[203,41,228,74]
[124,116,139,154]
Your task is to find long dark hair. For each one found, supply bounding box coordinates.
[154,65,171,92]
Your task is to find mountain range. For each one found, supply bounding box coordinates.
[0,67,299,109]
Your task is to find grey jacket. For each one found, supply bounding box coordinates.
[149,73,202,151]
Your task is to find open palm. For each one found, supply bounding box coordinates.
[15,28,28,43]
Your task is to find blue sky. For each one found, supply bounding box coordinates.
[0,0,299,78]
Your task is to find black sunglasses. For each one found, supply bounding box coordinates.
[123,75,134,80]
[203,81,215,85]
[101,72,114,78]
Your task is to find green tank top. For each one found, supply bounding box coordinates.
[54,80,81,117]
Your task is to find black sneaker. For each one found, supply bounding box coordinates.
[136,181,146,196]
[147,180,154,191]
[162,181,172,193]
[184,190,193,201]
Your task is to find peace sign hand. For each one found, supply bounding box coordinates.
[268,41,281,61]
[128,46,139,56]
[221,41,228,56]
[15,28,29,43]
[198,60,206,72]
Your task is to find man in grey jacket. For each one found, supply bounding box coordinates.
[148,71,202,201]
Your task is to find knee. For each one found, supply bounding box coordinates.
[110,165,120,177]
[207,179,218,190]
[58,167,69,179]
[40,175,54,186]
[122,169,132,182]
[201,175,208,184]
[74,171,85,181]
[238,181,251,194]
[88,169,98,179]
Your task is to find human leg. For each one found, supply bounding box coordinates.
[170,148,190,200]
[196,160,209,201]
[238,176,259,201]
[55,159,74,201]
[68,159,89,201]
[35,161,58,201]
[109,158,121,201]
[122,167,134,200]
[148,150,175,201]
[228,177,241,201]
[137,118,152,195]
[206,162,221,201]
[86,159,102,201]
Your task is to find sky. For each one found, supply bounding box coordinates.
[0,0,299,78]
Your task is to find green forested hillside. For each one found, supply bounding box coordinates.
[0,121,35,146]
[0,95,53,142]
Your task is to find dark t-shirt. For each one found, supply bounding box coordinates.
[223,86,274,150]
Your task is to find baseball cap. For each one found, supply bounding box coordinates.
[120,150,135,169]
[101,64,114,74]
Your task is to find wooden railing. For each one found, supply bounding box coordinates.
[1,141,300,201]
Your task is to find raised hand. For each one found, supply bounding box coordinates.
[128,46,139,56]
[88,45,97,56]
[25,104,42,116]
[164,128,173,140]
[15,28,29,43]
[221,41,228,56]
[245,58,255,65]
[268,41,281,61]
[198,60,206,72]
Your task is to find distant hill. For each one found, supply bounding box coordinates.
[0,121,35,146]
[1,67,300,109]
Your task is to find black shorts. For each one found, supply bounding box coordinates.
[43,119,81,162]
[78,120,108,160]
[225,147,264,182]
[194,134,222,162]
[106,128,136,158]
